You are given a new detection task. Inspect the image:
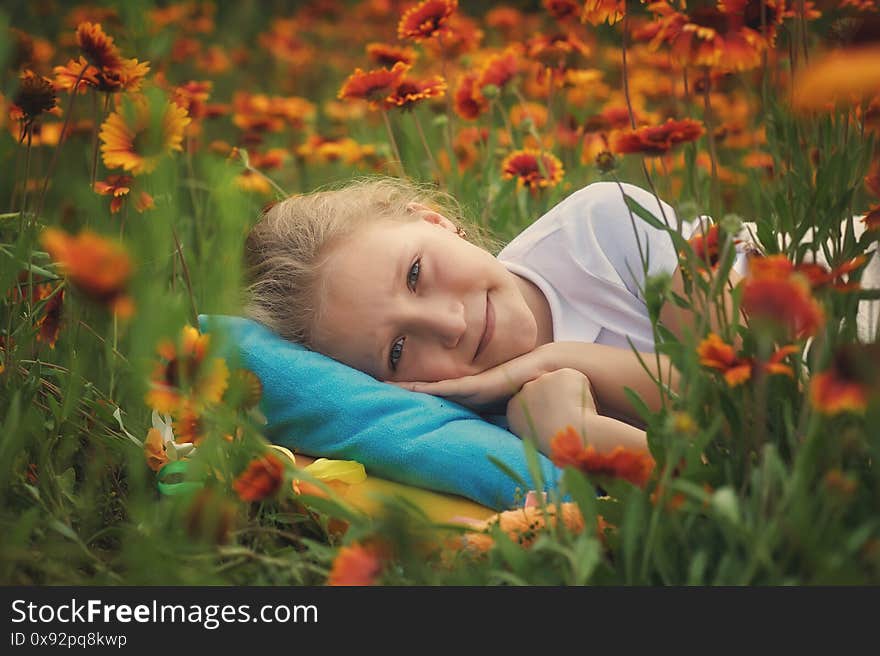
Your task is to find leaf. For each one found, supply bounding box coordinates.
[57,467,76,504]
[562,466,597,530]
[624,194,666,230]
[570,536,602,584]
[304,458,366,485]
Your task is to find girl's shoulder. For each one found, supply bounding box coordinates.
[499,182,678,261]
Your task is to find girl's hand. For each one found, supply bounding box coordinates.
[388,343,560,414]
[505,368,598,455]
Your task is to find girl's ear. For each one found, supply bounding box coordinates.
[406,202,457,232]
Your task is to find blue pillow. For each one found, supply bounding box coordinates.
[198,314,561,510]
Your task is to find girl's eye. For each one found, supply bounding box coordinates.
[407,258,421,291]
[391,259,421,371]
[389,336,404,371]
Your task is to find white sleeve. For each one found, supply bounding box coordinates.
[559,182,680,300]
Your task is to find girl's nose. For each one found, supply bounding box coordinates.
[421,298,466,348]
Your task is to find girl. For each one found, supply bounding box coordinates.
[242,177,749,460]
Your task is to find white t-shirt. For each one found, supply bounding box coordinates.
[496,182,751,353]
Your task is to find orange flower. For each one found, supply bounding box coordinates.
[92,57,151,94]
[527,31,592,70]
[686,223,721,272]
[643,1,772,72]
[486,7,526,38]
[438,126,488,173]
[510,102,548,130]
[864,206,880,232]
[810,343,880,416]
[169,80,212,128]
[544,0,581,22]
[53,56,99,94]
[792,45,880,112]
[823,469,857,499]
[384,74,447,110]
[34,284,64,349]
[581,0,626,26]
[501,149,565,191]
[172,401,208,445]
[423,13,483,58]
[477,48,521,90]
[76,22,123,70]
[39,228,133,318]
[741,255,826,338]
[258,18,314,67]
[697,333,798,387]
[145,324,229,415]
[99,99,190,175]
[796,256,867,292]
[93,175,152,215]
[53,54,149,95]
[144,427,168,472]
[453,72,489,120]
[612,118,705,156]
[697,333,753,386]
[550,426,655,488]
[297,135,373,165]
[12,70,57,123]
[397,0,458,42]
[461,503,592,553]
[231,93,315,134]
[366,42,418,67]
[233,453,286,502]
[338,61,410,107]
[327,543,383,586]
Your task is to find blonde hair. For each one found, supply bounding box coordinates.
[242,177,500,347]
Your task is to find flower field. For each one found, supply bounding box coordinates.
[2,0,880,586]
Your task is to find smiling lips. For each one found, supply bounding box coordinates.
[474,292,494,361]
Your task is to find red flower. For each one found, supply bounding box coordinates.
[543,0,581,22]
[34,283,64,349]
[384,74,447,110]
[741,255,826,339]
[366,42,418,67]
[327,543,383,586]
[612,118,705,156]
[397,0,458,42]
[687,223,722,272]
[865,206,880,232]
[477,48,521,90]
[338,61,410,107]
[527,31,592,70]
[76,22,123,70]
[12,70,57,123]
[641,1,778,72]
[582,0,626,26]
[550,426,655,488]
[233,453,285,502]
[40,228,134,318]
[810,343,880,416]
[453,72,489,120]
[697,333,799,387]
[501,149,565,190]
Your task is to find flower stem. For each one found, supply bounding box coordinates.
[412,111,441,183]
[35,67,88,222]
[702,68,721,217]
[171,226,199,326]
[381,108,405,177]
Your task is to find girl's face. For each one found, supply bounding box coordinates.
[310,209,545,383]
